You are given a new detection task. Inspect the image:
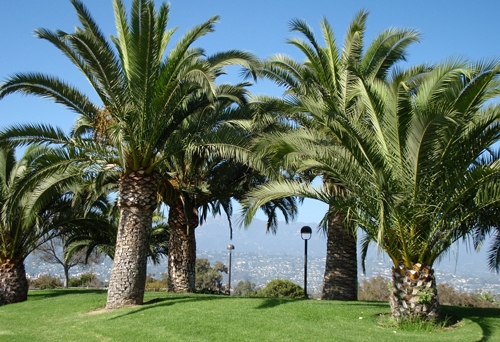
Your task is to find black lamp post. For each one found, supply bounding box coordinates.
[300,226,312,299]
[227,244,234,295]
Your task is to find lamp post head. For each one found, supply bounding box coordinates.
[300,226,312,240]
[227,244,235,250]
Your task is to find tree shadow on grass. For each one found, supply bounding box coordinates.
[441,305,500,342]
[254,298,298,310]
[318,300,390,311]
[108,295,305,319]
[108,294,229,320]
[253,298,393,310]
[28,289,106,301]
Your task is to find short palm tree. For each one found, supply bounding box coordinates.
[245,59,500,320]
[0,146,93,305]
[0,0,259,308]
[0,146,39,305]
[253,11,420,300]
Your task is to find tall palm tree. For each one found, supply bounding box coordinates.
[0,0,259,308]
[245,59,500,320]
[253,11,420,300]
[157,84,298,292]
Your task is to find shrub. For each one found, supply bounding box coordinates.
[145,273,167,292]
[79,273,103,288]
[67,273,103,288]
[437,283,499,308]
[145,281,166,292]
[233,280,258,297]
[259,279,304,298]
[358,275,390,302]
[68,277,82,287]
[29,275,63,289]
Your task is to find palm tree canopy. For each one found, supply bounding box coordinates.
[259,11,420,117]
[152,82,299,236]
[245,58,500,269]
[0,0,260,177]
[243,11,422,226]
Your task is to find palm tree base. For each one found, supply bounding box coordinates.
[0,260,29,306]
[106,206,153,309]
[106,172,158,309]
[389,264,440,321]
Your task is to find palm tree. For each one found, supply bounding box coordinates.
[252,11,420,300]
[0,146,93,305]
[0,146,37,305]
[0,0,259,308]
[245,59,500,320]
[157,84,298,292]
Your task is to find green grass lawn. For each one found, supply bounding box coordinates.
[0,290,499,341]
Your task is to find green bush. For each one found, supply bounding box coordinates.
[79,273,95,285]
[195,259,227,293]
[67,273,103,288]
[233,280,258,297]
[259,279,304,298]
[145,281,167,292]
[29,275,63,289]
[145,273,167,292]
[68,277,82,287]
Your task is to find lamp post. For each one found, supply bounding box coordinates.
[300,226,312,299]
[227,244,235,295]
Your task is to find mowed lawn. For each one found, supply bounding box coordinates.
[1,290,499,341]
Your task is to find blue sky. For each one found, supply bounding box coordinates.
[1,0,499,226]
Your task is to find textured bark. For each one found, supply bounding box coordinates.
[0,259,29,306]
[321,206,358,301]
[106,171,158,309]
[390,263,440,321]
[167,202,198,293]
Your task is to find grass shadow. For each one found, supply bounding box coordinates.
[28,289,106,301]
[254,297,298,309]
[324,300,391,311]
[441,305,500,342]
[108,294,228,320]
[142,297,172,305]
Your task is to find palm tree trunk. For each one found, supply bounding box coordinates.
[0,259,29,306]
[321,206,358,301]
[390,263,440,321]
[106,171,158,309]
[167,202,198,293]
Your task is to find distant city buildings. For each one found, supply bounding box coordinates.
[25,250,500,294]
